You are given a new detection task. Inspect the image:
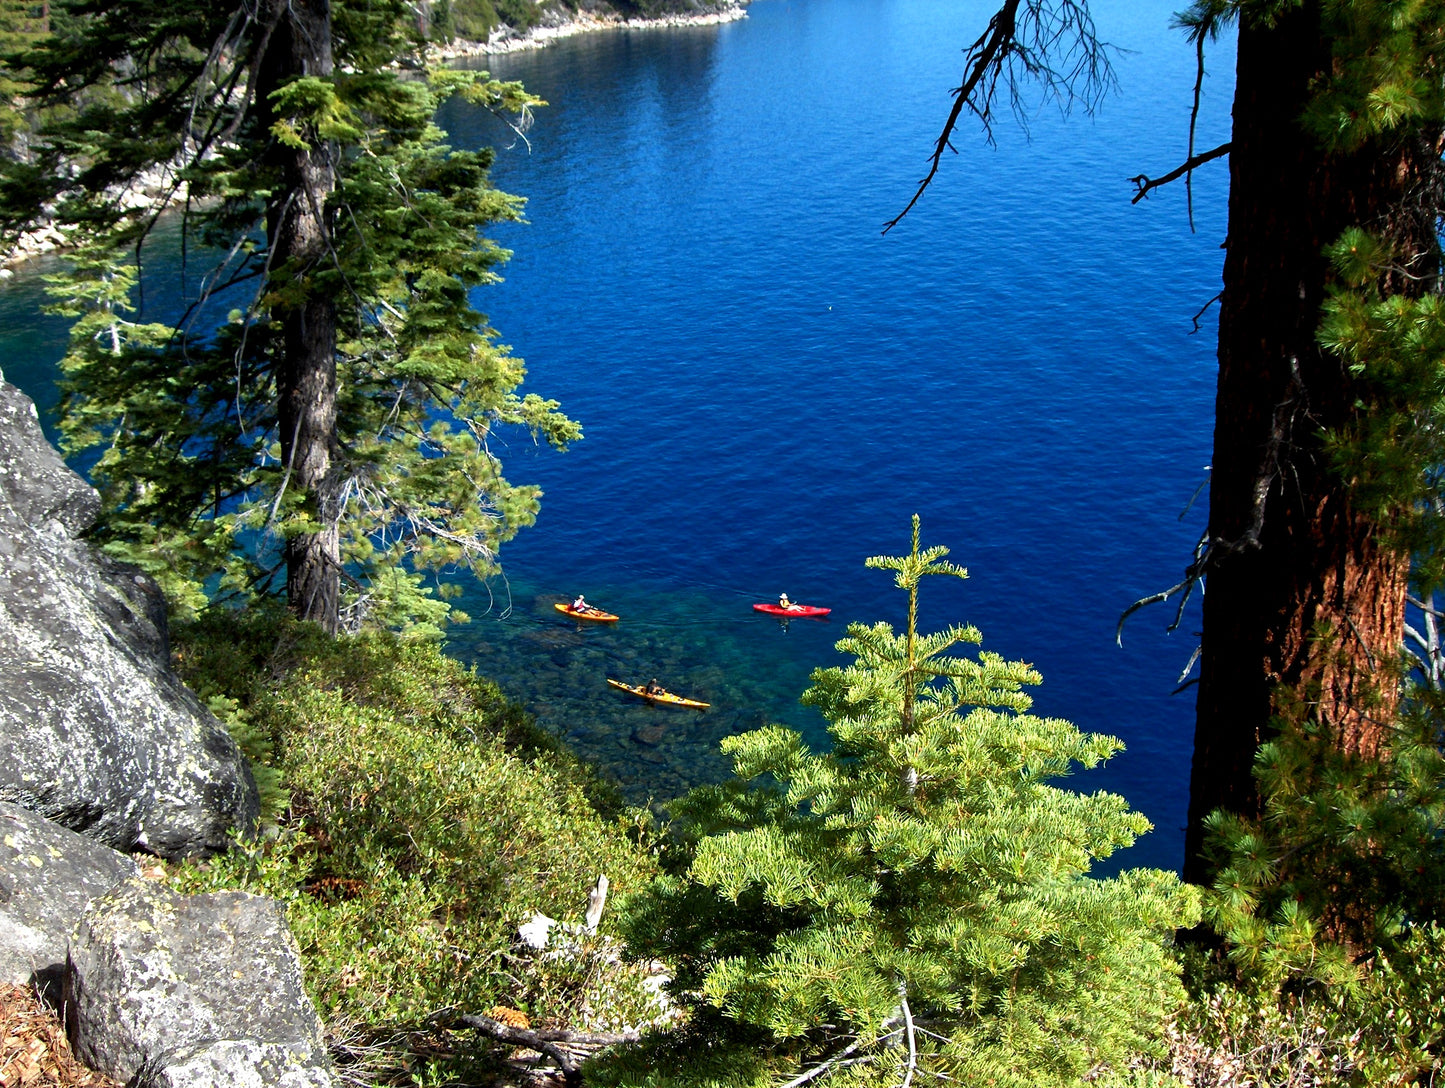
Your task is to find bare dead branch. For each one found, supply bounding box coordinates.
[1129,141,1231,205]
[1116,532,1210,647]
[1168,0,1234,230]
[1116,577,1192,646]
[1407,593,1445,619]
[777,1035,878,1088]
[1405,593,1445,689]
[1186,24,1205,228]
[900,990,919,1088]
[885,1,1115,233]
[438,1011,639,1080]
[1176,466,1212,523]
[1190,290,1223,334]
[884,1,1020,234]
[1176,642,1202,686]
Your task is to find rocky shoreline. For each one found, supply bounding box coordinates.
[438,3,748,58]
[1,163,178,271]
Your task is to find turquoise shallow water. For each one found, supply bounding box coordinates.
[0,0,1236,871]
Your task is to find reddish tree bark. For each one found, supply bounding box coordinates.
[1183,1,1434,882]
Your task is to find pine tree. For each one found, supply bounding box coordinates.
[598,518,1199,1088]
[0,0,577,633]
[894,1,1445,884]
[0,1,50,152]
[1177,0,1444,886]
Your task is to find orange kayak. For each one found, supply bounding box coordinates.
[556,602,618,623]
[607,678,709,709]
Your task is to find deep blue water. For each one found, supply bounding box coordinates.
[0,0,1235,872]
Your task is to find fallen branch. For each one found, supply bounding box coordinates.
[433,1010,640,1082]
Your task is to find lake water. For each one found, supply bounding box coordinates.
[0,0,1235,872]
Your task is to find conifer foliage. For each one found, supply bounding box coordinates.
[603,518,1199,1088]
[0,0,577,632]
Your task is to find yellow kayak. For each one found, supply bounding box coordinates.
[555,602,619,622]
[607,678,710,709]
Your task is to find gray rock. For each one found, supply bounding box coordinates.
[65,877,335,1087]
[133,1040,336,1088]
[0,378,100,536]
[0,801,139,989]
[0,377,259,857]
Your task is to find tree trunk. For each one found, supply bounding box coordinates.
[257,0,341,634]
[1184,1,1433,883]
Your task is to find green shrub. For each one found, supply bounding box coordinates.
[173,601,334,821]
[593,519,1199,1088]
[438,0,561,40]
[1203,687,1445,976]
[175,604,626,817]
[1192,677,1445,1084]
[170,606,660,1080]
[1155,927,1445,1087]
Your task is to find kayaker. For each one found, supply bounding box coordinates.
[645,678,665,696]
[572,594,592,615]
[778,592,802,612]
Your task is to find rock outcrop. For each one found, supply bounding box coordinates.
[0,376,332,1084]
[66,877,334,1087]
[0,802,139,993]
[0,374,260,857]
[0,803,337,1086]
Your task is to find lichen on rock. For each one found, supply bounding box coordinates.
[0,374,259,858]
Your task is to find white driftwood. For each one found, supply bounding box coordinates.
[585,873,609,933]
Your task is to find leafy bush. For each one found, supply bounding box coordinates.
[1188,668,1445,1084]
[1154,926,1445,1087]
[593,519,1200,1088]
[170,607,660,1081]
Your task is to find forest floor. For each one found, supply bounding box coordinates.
[0,983,120,1088]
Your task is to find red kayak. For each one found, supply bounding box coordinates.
[753,603,831,618]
